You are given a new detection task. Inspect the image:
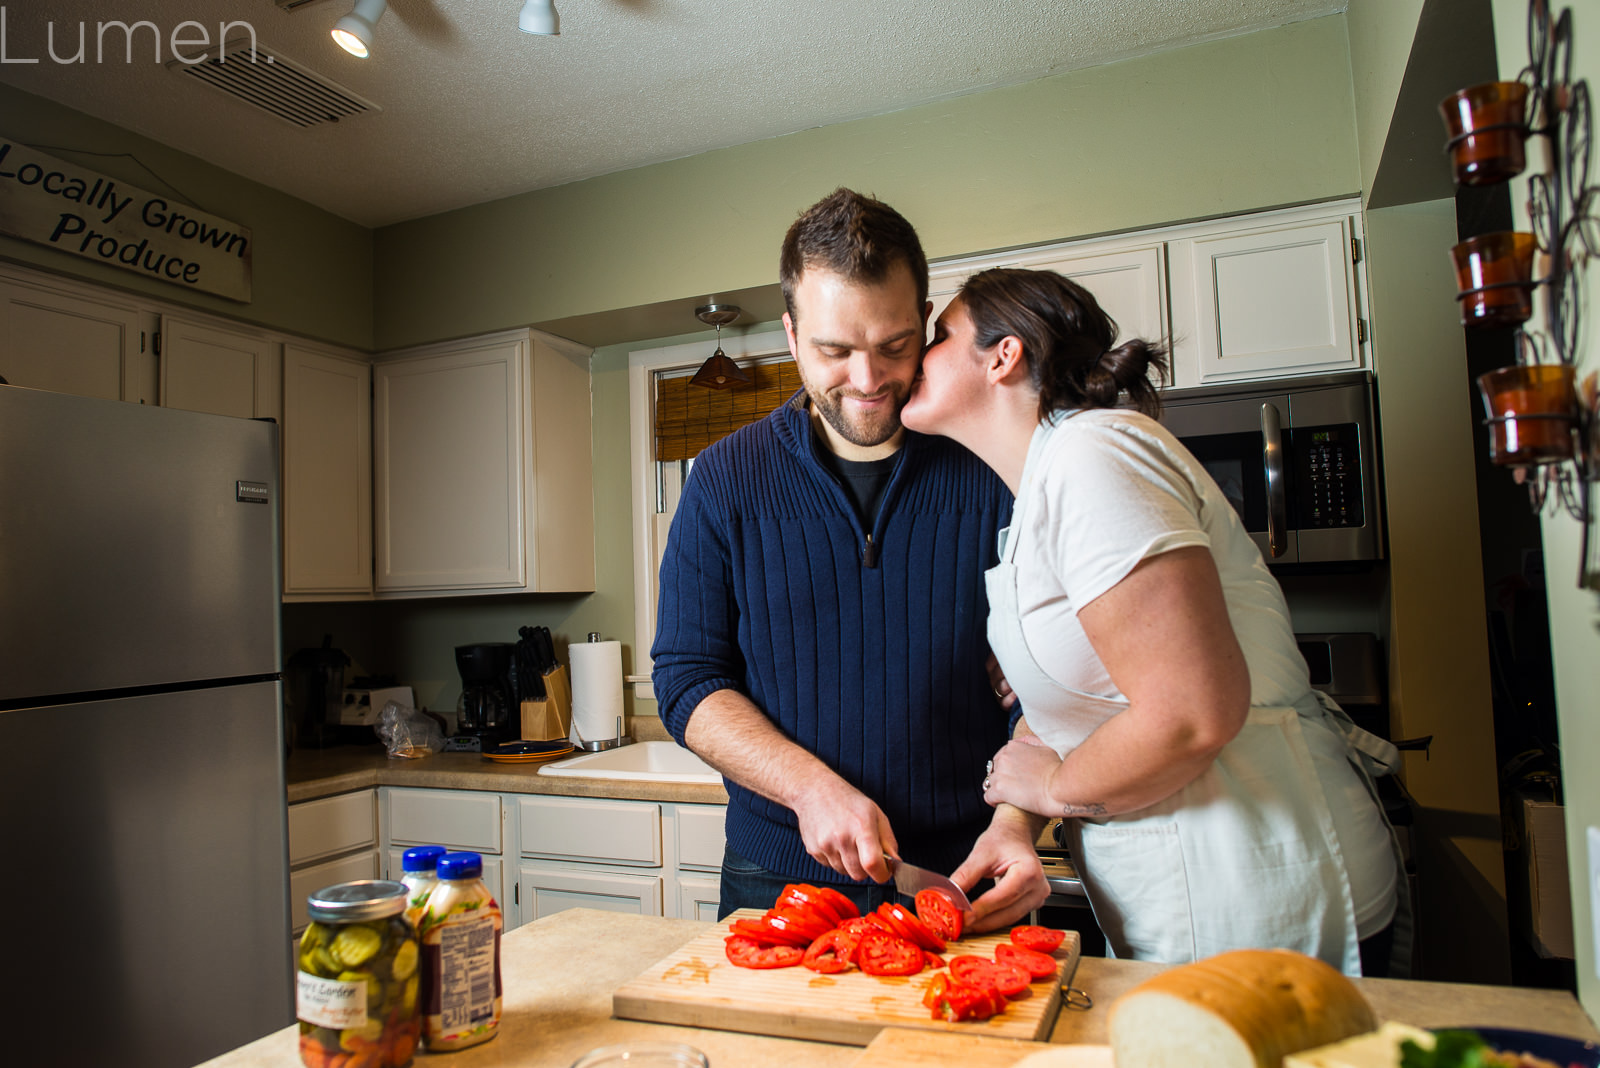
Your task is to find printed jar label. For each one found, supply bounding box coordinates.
[437,915,498,1032]
[297,970,367,1030]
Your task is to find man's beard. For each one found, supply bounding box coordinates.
[808,384,908,447]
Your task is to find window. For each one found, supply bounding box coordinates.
[627,327,791,699]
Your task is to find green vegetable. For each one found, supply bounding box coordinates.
[329,925,382,968]
[1401,1030,1492,1068]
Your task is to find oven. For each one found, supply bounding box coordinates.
[1158,371,1383,566]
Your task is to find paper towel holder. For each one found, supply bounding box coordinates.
[574,633,634,752]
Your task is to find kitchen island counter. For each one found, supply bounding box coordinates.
[286,720,728,806]
[204,909,1598,1068]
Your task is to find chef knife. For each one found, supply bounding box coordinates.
[883,852,972,911]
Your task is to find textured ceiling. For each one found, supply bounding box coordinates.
[0,0,1346,228]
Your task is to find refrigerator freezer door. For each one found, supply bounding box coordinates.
[0,387,281,700]
[0,681,292,1067]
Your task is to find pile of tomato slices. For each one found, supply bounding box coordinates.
[722,883,1066,1024]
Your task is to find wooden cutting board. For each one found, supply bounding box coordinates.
[613,909,1080,1046]
[851,1027,1112,1068]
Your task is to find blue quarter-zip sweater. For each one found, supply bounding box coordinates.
[651,393,1014,884]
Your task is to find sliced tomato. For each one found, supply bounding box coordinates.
[1009,924,1066,953]
[778,884,843,928]
[856,930,926,976]
[765,906,831,945]
[914,887,964,943]
[836,915,879,939]
[932,980,1000,1022]
[996,942,1057,979]
[949,955,1030,998]
[876,902,946,952]
[801,930,857,974]
[924,949,946,969]
[815,885,860,921]
[921,971,951,1010]
[724,934,803,969]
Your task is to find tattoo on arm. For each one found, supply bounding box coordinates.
[1062,801,1108,817]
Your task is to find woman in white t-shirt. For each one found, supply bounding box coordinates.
[901,267,1406,976]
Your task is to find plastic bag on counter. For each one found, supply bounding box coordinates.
[376,699,444,759]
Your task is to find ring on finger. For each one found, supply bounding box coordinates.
[982,776,992,791]
[985,759,993,775]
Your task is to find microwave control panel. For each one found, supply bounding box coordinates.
[1288,424,1364,528]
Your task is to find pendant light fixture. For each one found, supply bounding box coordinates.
[690,305,753,391]
[332,0,386,57]
[518,0,561,36]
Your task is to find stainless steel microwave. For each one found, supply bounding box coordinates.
[1158,371,1383,565]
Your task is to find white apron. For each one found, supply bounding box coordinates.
[984,419,1408,976]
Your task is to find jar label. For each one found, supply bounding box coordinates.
[438,915,498,1033]
[297,970,367,1030]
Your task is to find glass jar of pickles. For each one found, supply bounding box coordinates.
[297,880,421,1068]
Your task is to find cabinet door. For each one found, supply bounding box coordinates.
[519,864,663,920]
[675,874,722,922]
[283,345,372,596]
[387,788,503,854]
[374,340,527,590]
[1173,218,1360,385]
[518,796,661,866]
[290,851,379,932]
[1027,245,1169,387]
[288,790,376,867]
[160,314,279,419]
[0,279,150,401]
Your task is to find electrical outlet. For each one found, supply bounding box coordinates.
[1588,826,1600,979]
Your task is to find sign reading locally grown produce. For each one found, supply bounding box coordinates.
[0,137,252,302]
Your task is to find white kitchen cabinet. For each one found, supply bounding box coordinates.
[287,790,378,934]
[381,786,517,929]
[1167,212,1364,387]
[282,344,373,599]
[159,314,280,420]
[516,795,725,920]
[1021,243,1170,387]
[373,328,595,596]
[0,273,155,402]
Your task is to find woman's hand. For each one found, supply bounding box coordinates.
[983,735,1064,817]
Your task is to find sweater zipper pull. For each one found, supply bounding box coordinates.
[862,533,879,568]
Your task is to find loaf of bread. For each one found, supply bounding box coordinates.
[1108,949,1378,1068]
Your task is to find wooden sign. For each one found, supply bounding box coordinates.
[0,137,252,302]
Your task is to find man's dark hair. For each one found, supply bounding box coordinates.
[779,187,929,324]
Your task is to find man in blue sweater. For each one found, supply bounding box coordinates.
[651,188,1050,930]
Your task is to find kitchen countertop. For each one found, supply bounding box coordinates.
[202,909,1598,1068]
[285,719,729,806]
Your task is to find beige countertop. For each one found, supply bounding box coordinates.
[286,720,729,806]
[203,910,1598,1068]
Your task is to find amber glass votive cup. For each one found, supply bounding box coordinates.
[1439,82,1530,185]
[1451,231,1538,328]
[1477,364,1577,465]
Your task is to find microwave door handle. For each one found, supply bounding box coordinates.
[1260,401,1289,559]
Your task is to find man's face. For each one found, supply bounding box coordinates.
[782,262,929,459]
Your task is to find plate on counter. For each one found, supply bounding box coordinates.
[1448,1028,1600,1068]
[482,740,575,764]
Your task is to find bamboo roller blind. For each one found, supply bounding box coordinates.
[655,358,802,462]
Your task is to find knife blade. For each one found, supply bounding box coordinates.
[883,852,972,911]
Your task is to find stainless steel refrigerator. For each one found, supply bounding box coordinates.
[0,385,293,1067]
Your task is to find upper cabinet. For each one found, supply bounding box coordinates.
[160,314,280,421]
[374,329,595,597]
[283,344,372,599]
[1167,211,1364,387]
[0,273,155,402]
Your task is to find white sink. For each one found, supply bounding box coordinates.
[537,740,722,785]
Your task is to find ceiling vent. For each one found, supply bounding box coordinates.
[165,36,381,128]
[274,0,334,11]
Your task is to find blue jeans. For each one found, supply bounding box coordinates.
[717,846,908,921]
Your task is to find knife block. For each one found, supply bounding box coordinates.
[519,665,571,742]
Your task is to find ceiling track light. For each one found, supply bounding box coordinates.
[518,0,561,36]
[332,0,386,58]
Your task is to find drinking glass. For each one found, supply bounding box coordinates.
[569,1042,711,1068]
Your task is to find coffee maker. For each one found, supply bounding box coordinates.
[454,643,517,746]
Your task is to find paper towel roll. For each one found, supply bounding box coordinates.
[569,640,624,743]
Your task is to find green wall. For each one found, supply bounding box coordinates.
[1493,0,1600,1019]
[1346,0,1428,205]
[0,83,374,350]
[373,15,1360,350]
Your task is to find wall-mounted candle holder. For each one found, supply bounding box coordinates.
[1440,81,1532,185]
[1439,0,1598,588]
[1451,231,1540,327]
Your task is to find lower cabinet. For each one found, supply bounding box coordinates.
[287,789,378,935]
[517,796,726,922]
[380,786,517,931]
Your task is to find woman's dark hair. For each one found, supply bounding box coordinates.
[957,267,1167,421]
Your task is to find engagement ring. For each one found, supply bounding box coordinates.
[985,759,993,775]
[982,777,992,791]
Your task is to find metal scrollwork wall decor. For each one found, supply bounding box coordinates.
[1441,0,1598,588]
